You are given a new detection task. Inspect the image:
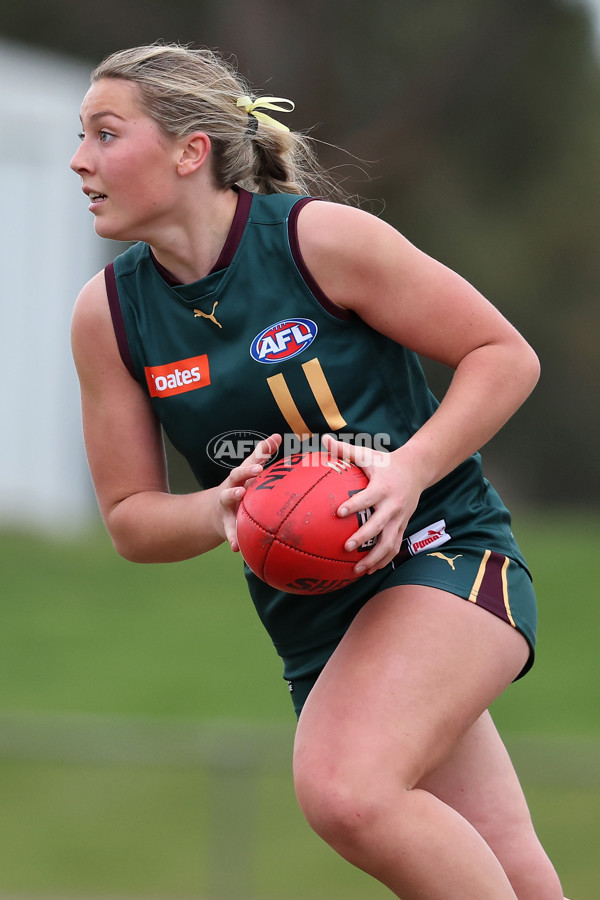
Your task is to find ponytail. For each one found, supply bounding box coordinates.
[91,42,347,201]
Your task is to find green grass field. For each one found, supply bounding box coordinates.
[0,510,598,899]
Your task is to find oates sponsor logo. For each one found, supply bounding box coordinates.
[145,354,210,398]
[250,318,317,363]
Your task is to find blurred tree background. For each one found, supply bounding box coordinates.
[1,5,599,898]
[1,0,599,506]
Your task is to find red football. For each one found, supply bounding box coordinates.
[236,452,374,594]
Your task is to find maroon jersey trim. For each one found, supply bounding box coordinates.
[150,188,253,285]
[104,191,351,379]
[288,198,353,321]
[212,187,253,272]
[104,263,137,379]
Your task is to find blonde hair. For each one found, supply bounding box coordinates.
[91,42,344,199]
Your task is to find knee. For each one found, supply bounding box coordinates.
[293,756,391,853]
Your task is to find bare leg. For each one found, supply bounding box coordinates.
[419,710,565,899]
[293,586,564,900]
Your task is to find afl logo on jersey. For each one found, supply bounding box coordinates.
[250,318,317,364]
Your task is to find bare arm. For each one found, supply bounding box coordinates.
[71,271,279,563]
[297,202,540,572]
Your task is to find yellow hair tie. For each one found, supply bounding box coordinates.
[236,95,295,132]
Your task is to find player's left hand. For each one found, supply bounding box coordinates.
[322,433,424,575]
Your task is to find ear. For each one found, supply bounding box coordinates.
[176,132,211,176]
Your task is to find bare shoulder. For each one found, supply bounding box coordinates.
[72,269,110,323]
[71,271,111,351]
[295,199,531,370]
[72,271,110,334]
[297,200,401,258]
[71,269,127,387]
[71,269,167,519]
[295,200,419,311]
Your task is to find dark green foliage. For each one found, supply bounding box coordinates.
[2,0,599,503]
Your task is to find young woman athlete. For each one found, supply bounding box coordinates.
[70,43,567,900]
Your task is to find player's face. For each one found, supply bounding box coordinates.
[71,78,182,242]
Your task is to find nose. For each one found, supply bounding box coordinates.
[70,141,92,175]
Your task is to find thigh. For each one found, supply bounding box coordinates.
[381,545,537,680]
[419,711,565,898]
[294,584,530,790]
[418,710,532,835]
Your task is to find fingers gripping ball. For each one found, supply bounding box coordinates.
[236,452,376,594]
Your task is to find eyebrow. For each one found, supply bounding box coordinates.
[81,111,127,123]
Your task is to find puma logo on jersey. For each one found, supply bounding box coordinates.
[428,552,463,570]
[194,301,222,328]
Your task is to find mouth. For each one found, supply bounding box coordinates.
[84,188,107,206]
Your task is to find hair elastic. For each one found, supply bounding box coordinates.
[236,95,295,132]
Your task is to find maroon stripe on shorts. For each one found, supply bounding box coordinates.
[470,550,515,627]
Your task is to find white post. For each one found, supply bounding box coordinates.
[0,41,110,533]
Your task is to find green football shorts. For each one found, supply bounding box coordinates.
[285,545,537,718]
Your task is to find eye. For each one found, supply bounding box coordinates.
[76,127,116,144]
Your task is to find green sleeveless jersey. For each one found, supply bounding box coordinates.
[107,189,529,681]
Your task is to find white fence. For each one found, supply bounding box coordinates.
[0,40,109,533]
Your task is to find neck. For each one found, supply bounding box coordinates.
[149,186,239,284]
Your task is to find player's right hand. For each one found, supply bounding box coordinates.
[218,434,281,551]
